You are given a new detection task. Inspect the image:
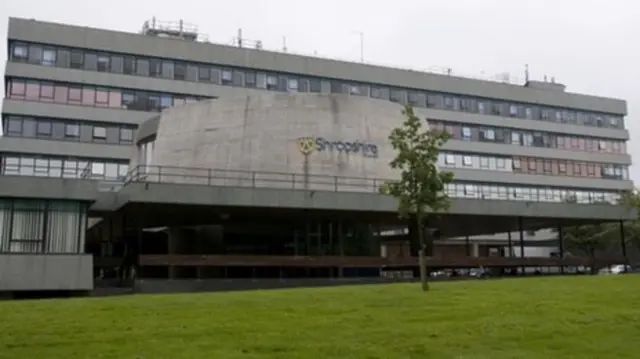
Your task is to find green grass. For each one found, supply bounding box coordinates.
[1,276,640,359]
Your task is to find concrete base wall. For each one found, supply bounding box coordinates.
[0,254,94,291]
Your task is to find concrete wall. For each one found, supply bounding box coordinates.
[7,17,627,115]
[142,93,631,191]
[0,254,93,291]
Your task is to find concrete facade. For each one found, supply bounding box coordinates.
[135,93,632,193]
[0,254,93,291]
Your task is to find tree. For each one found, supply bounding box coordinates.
[383,104,454,291]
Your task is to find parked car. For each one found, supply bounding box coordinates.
[469,267,491,278]
[598,264,632,275]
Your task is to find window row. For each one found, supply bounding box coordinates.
[429,120,627,155]
[6,78,211,112]
[9,42,625,129]
[0,199,87,254]
[2,116,136,145]
[0,155,129,180]
[439,152,629,180]
[444,182,620,204]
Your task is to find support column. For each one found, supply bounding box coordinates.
[507,231,513,257]
[620,220,628,271]
[518,217,525,274]
[558,225,565,275]
[471,243,479,258]
[465,235,471,256]
[338,220,344,278]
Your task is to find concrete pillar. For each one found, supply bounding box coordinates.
[167,227,186,280]
[471,243,479,258]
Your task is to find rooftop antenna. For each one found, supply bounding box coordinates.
[543,75,548,82]
[237,28,243,48]
[282,36,287,52]
[524,64,530,82]
[551,76,555,83]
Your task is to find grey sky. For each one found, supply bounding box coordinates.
[1,0,638,179]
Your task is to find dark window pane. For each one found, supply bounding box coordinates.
[148,95,160,111]
[28,45,42,65]
[122,56,135,75]
[136,58,149,76]
[309,79,321,93]
[97,55,110,72]
[221,69,233,85]
[133,92,148,111]
[56,49,70,67]
[6,117,23,134]
[84,53,98,71]
[149,59,161,77]
[160,95,173,109]
[70,50,84,69]
[110,55,123,73]
[174,62,186,80]
[36,121,52,136]
[161,61,174,79]
[198,66,210,82]
[186,65,198,82]
[245,72,256,88]
[121,92,136,109]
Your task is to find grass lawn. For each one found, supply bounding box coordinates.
[1,276,639,359]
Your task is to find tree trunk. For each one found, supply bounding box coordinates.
[416,212,429,292]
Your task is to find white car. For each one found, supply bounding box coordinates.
[598,264,631,275]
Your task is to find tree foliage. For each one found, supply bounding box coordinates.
[557,189,640,258]
[383,105,454,219]
[383,104,454,291]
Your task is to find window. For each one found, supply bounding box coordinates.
[525,108,532,119]
[92,126,107,140]
[122,92,135,109]
[84,53,98,71]
[70,50,83,69]
[149,59,162,77]
[496,158,506,168]
[511,132,521,145]
[558,162,567,173]
[65,124,80,138]
[599,141,607,150]
[68,86,82,103]
[6,117,23,134]
[445,154,455,165]
[122,56,135,75]
[174,62,186,80]
[461,127,472,139]
[120,128,134,143]
[40,82,54,100]
[543,161,552,173]
[221,69,233,85]
[110,56,123,73]
[42,48,56,66]
[56,49,70,67]
[245,72,257,88]
[463,156,473,166]
[36,121,52,136]
[198,66,211,82]
[484,129,495,140]
[9,79,26,97]
[11,43,28,62]
[288,78,299,92]
[135,58,149,76]
[28,45,42,65]
[480,157,489,168]
[509,105,518,117]
[512,159,521,169]
[95,88,109,106]
[97,55,110,72]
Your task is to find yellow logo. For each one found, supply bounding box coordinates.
[296,137,316,155]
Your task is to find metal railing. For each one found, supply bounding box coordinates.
[124,165,621,205]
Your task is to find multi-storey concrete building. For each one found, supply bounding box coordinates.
[0,17,633,294]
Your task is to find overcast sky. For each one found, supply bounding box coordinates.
[1,0,638,179]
